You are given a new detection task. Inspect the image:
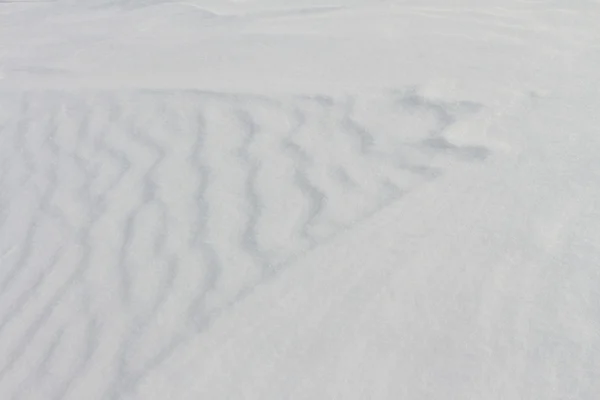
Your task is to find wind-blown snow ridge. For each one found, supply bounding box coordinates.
[0,88,489,398]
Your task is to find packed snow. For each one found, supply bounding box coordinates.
[1,0,600,399]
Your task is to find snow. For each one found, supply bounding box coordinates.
[1,1,600,399]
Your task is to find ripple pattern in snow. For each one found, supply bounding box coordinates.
[0,88,490,399]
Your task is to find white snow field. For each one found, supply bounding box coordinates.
[2,0,600,399]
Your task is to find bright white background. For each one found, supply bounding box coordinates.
[1,1,600,399]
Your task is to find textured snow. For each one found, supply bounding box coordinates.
[1,1,600,399]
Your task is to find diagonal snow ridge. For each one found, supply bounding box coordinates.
[0,87,491,398]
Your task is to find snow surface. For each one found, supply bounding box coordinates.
[1,0,600,399]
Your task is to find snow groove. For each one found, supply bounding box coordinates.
[0,88,490,399]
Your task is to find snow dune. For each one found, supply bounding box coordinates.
[1,1,600,399]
